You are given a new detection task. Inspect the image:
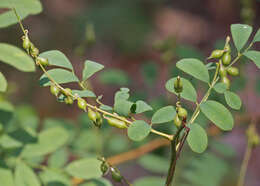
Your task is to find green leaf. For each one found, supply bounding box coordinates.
[15,161,41,186]
[114,88,130,101]
[65,158,102,179]
[133,177,165,186]
[82,178,112,186]
[114,99,134,116]
[231,24,252,52]
[0,134,23,149]
[72,90,96,98]
[138,155,169,173]
[187,123,208,153]
[39,50,73,70]
[0,43,35,72]
[39,169,70,186]
[48,148,68,168]
[0,168,15,186]
[200,100,234,131]
[82,60,104,81]
[253,28,260,43]
[0,71,7,92]
[128,120,151,141]
[99,69,130,86]
[39,69,79,86]
[0,0,42,28]
[224,91,242,110]
[151,106,176,124]
[243,50,260,69]
[165,77,197,102]
[99,104,113,111]
[135,100,153,114]
[21,127,69,158]
[176,58,209,83]
[214,83,227,94]
[0,101,14,125]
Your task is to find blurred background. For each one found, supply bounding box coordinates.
[0,0,260,185]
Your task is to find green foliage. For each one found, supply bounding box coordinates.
[253,28,260,43]
[151,106,176,124]
[65,158,102,179]
[224,91,242,110]
[187,123,208,153]
[0,0,42,28]
[0,168,15,186]
[1,9,260,186]
[243,50,260,69]
[138,154,169,173]
[213,82,228,94]
[15,161,41,186]
[72,90,96,98]
[21,127,69,158]
[133,177,165,186]
[0,72,7,92]
[200,100,234,131]
[82,60,104,81]
[128,120,151,141]
[231,24,252,52]
[39,169,70,186]
[39,69,79,86]
[176,58,210,83]
[39,50,73,70]
[47,148,68,168]
[166,77,197,102]
[135,100,153,114]
[0,43,35,72]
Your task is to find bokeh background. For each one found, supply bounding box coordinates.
[0,0,260,185]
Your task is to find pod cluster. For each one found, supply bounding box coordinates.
[209,44,239,89]
[22,31,49,66]
[173,77,188,128]
[100,158,123,182]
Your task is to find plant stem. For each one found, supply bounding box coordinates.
[237,142,252,186]
[12,8,27,35]
[165,126,184,186]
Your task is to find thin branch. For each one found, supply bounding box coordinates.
[237,141,252,186]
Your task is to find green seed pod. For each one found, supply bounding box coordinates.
[224,44,231,53]
[65,96,74,105]
[88,108,97,122]
[221,76,230,89]
[111,168,122,182]
[50,84,60,97]
[22,36,31,50]
[100,161,109,175]
[174,76,183,93]
[95,112,103,128]
[30,47,39,58]
[208,50,225,59]
[77,98,87,111]
[174,115,182,128]
[107,117,127,129]
[219,65,227,78]
[222,52,231,66]
[178,107,187,119]
[227,67,239,76]
[63,88,72,97]
[36,57,49,66]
